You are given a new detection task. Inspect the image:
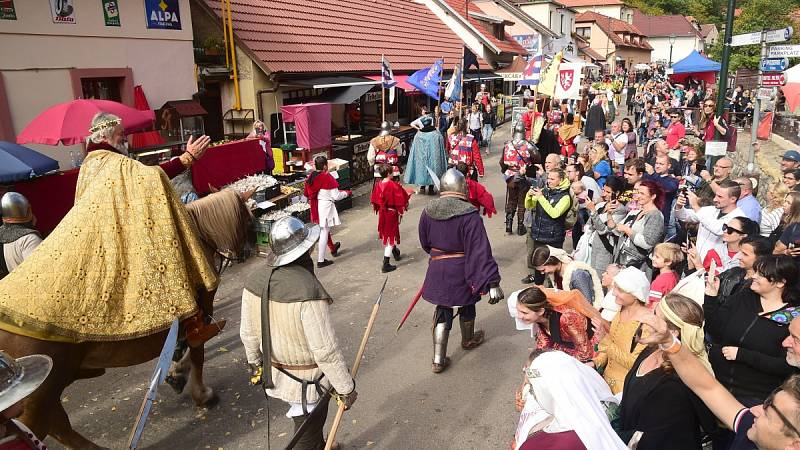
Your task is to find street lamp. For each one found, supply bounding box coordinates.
[668,34,676,67]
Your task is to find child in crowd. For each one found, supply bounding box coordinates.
[598,264,621,321]
[370,164,411,273]
[304,156,350,268]
[647,243,683,308]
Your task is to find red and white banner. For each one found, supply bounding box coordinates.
[555,63,582,100]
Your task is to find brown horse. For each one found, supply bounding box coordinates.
[0,189,252,450]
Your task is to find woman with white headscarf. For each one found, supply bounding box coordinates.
[589,266,651,394]
[513,350,626,450]
[618,293,716,449]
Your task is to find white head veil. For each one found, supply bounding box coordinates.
[515,351,626,450]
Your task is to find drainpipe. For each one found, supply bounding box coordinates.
[224,0,241,110]
[257,79,281,142]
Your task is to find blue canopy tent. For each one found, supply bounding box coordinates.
[0,141,59,183]
[669,51,721,84]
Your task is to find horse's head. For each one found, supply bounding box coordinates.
[185,189,253,268]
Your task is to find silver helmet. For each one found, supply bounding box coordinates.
[0,351,52,412]
[439,168,468,197]
[379,121,392,136]
[1,192,32,224]
[264,216,320,267]
[513,122,526,141]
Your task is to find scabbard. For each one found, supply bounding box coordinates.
[284,391,331,450]
[261,269,276,390]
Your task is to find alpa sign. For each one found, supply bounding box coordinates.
[144,0,181,30]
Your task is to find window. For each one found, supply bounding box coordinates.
[560,14,564,34]
[81,78,122,102]
[577,27,590,38]
[493,23,504,40]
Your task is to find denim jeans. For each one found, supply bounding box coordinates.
[482,124,494,146]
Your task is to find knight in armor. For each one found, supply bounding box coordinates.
[418,168,503,373]
[0,193,42,280]
[446,120,484,181]
[367,121,401,183]
[240,216,356,450]
[404,116,447,195]
[500,123,539,235]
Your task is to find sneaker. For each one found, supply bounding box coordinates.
[520,274,537,284]
[317,260,334,268]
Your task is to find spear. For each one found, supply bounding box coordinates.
[395,285,423,332]
[323,276,387,450]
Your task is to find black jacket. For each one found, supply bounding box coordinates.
[529,185,570,244]
[704,290,798,402]
[620,347,716,449]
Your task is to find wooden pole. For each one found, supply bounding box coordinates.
[323,278,387,450]
[381,54,386,123]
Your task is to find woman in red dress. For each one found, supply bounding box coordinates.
[371,164,411,273]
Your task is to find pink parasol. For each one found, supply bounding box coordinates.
[781,64,800,114]
[16,99,155,146]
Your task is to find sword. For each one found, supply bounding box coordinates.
[396,285,424,332]
[425,166,441,191]
[285,277,388,450]
[128,319,180,450]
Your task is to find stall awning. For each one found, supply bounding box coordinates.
[364,75,419,92]
[287,76,380,89]
[316,83,375,104]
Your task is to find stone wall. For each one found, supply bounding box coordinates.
[727,129,790,204]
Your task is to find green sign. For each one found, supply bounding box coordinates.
[0,0,17,20]
[102,0,120,26]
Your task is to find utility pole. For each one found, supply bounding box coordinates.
[714,0,737,140]
[749,29,767,171]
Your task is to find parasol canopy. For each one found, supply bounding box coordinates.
[0,141,59,183]
[781,64,800,114]
[16,99,155,146]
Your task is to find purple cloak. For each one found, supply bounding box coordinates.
[418,208,500,307]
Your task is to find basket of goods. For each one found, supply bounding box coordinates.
[226,174,281,202]
[284,202,311,223]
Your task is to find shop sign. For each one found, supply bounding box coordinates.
[102,0,120,27]
[0,0,16,20]
[364,91,381,103]
[513,34,541,61]
[757,87,773,100]
[49,0,76,24]
[760,58,788,72]
[761,72,786,87]
[501,73,522,81]
[145,0,181,30]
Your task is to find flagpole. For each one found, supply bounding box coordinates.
[459,47,465,116]
[381,54,386,123]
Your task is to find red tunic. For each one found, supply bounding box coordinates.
[304,171,339,224]
[86,141,184,179]
[370,179,410,246]
[466,179,496,217]
[521,110,542,141]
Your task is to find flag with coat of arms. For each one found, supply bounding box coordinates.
[555,62,582,100]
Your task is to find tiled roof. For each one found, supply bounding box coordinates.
[561,0,624,6]
[576,37,604,61]
[632,10,702,39]
[700,24,717,38]
[576,11,652,50]
[200,0,469,74]
[442,0,528,55]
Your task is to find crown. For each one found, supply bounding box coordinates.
[89,118,121,134]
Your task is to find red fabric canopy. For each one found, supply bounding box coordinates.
[280,103,331,149]
[191,139,266,195]
[130,85,165,149]
[12,168,80,235]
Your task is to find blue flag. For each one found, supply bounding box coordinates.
[408,59,443,100]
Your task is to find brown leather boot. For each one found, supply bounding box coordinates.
[460,319,484,350]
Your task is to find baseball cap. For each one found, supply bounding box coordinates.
[783,150,800,162]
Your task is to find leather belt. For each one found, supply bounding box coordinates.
[271,361,319,371]
[430,247,465,261]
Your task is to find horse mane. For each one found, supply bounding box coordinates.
[186,189,251,255]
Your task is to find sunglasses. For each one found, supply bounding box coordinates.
[764,389,800,437]
[723,224,744,235]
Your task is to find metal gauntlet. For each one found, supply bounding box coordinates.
[488,283,504,304]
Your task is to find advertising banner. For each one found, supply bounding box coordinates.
[145,0,181,30]
[102,0,120,26]
[0,0,16,20]
[50,0,76,24]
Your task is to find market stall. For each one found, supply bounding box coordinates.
[191,138,267,195]
[277,103,332,175]
[668,50,721,84]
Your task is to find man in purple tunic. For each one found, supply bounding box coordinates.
[418,168,504,373]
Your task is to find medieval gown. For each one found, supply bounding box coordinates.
[404,127,447,187]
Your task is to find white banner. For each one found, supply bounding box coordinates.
[554,63,582,100]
